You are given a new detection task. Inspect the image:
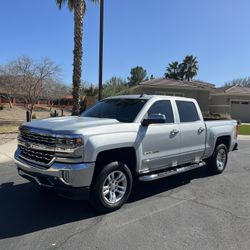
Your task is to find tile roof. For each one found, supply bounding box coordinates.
[216,85,250,94]
[139,78,215,89]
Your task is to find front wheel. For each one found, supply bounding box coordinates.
[91,162,133,213]
[206,144,228,174]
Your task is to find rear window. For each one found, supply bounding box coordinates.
[176,101,200,122]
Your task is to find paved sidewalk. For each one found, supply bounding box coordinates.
[0,139,17,164]
[238,135,250,140]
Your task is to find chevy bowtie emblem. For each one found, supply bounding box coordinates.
[26,141,32,148]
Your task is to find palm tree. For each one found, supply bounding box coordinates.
[182,55,199,82]
[165,61,183,80]
[56,0,99,115]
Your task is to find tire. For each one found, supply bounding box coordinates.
[90,162,133,213]
[206,144,228,174]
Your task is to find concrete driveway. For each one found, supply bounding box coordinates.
[0,138,250,250]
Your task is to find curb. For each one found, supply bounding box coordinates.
[238,135,250,140]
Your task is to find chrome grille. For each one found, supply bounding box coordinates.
[19,145,54,166]
[20,130,56,146]
[18,127,56,167]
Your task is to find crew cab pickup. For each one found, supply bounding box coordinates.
[15,95,238,212]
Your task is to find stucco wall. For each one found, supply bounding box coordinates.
[210,94,250,114]
[138,86,210,112]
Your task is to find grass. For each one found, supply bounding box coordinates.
[0,125,19,134]
[238,125,250,135]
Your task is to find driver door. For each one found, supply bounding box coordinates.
[139,100,181,172]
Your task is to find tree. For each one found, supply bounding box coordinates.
[224,77,250,87]
[81,81,98,96]
[43,81,71,111]
[165,61,184,80]
[56,0,99,115]
[0,63,22,108]
[127,66,147,86]
[164,55,199,81]
[102,77,128,98]
[4,56,61,117]
[182,55,199,81]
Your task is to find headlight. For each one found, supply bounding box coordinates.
[55,135,84,153]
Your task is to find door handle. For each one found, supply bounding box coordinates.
[171,129,179,135]
[198,127,205,133]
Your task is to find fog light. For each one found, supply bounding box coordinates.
[62,170,70,183]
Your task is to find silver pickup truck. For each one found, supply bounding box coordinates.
[15,95,238,212]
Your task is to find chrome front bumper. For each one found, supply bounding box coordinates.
[14,150,95,188]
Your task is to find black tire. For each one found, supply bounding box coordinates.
[90,162,133,213]
[206,144,228,174]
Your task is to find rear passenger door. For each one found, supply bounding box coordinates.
[140,100,181,172]
[176,100,206,164]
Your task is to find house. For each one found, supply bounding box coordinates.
[133,78,215,112]
[210,85,250,122]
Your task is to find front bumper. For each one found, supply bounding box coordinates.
[14,150,95,199]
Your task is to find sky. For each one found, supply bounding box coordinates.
[0,0,250,87]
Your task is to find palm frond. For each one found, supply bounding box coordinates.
[56,0,67,9]
[56,0,99,12]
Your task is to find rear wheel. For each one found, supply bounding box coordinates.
[91,162,133,213]
[206,144,228,174]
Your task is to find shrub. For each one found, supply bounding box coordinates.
[0,105,3,111]
[32,113,37,119]
[50,110,59,117]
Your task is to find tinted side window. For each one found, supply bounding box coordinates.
[176,101,200,122]
[147,100,174,123]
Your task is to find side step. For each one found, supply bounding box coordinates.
[138,161,206,182]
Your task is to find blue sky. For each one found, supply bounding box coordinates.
[0,0,250,86]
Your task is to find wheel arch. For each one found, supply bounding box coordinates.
[91,147,137,185]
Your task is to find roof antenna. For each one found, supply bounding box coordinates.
[139,93,144,97]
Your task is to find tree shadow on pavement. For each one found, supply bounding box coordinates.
[0,182,98,239]
[0,166,212,239]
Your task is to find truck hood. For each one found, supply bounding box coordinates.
[22,116,120,133]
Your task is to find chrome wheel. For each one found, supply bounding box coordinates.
[102,170,127,204]
[216,148,227,170]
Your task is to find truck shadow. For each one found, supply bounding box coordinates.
[0,166,212,239]
[128,166,212,203]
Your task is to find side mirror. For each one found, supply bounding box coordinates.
[141,113,166,126]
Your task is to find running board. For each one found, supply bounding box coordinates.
[138,161,206,182]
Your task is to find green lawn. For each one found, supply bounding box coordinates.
[238,125,250,135]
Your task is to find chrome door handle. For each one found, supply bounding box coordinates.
[198,127,205,133]
[171,129,179,135]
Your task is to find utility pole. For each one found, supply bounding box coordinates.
[98,0,104,101]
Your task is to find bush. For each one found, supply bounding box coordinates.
[0,105,3,111]
[50,110,59,117]
[32,113,37,119]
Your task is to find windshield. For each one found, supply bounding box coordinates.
[81,98,148,123]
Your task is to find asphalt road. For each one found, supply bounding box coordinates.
[0,140,250,250]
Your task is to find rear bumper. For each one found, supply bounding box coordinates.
[14,150,95,200]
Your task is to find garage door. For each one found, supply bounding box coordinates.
[231,101,250,122]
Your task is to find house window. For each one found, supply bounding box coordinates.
[241,101,249,105]
[231,101,240,104]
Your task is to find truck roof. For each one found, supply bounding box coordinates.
[106,94,196,102]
